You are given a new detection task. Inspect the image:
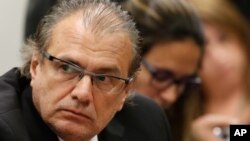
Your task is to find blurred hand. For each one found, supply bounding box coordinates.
[191,114,239,141]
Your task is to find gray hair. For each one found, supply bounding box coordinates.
[20,0,140,78]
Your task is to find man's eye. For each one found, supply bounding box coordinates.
[95,75,113,84]
[61,64,76,73]
[96,75,106,81]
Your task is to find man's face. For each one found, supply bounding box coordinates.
[30,12,133,141]
[133,39,201,109]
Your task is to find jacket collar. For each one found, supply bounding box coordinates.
[98,116,125,141]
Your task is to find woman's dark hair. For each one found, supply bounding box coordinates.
[123,0,205,56]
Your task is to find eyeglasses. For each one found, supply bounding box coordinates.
[142,59,201,94]
[42,51,133,94]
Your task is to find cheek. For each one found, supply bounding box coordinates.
[31,69,72,121]
[32,71,52,118]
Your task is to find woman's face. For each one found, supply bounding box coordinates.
[133,38,201,109]
[199,22,247,94]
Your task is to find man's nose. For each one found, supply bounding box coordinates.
[71,75,93,104]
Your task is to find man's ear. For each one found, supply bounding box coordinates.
[30,52,40,80]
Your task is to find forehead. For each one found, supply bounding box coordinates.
[145,39,201,76]
[47,11,133,74]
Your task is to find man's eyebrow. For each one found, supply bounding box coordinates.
[95,67,121,76]
[56,56,83,69]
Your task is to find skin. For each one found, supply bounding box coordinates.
[133,38,201,109]
[191,114,238,141]
[30,11,133,141]
[200,22,247,99]
[191,22,248,141]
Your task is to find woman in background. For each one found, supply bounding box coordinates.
[123,1,205,140]
[123,0,204,109]
[183,0,250,140]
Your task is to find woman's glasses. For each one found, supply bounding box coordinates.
[142,59,201,94]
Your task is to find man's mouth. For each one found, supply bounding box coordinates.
[59,108,93,122]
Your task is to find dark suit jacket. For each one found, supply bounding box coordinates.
[0,68,171,141]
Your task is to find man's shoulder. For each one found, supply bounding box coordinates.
[0,68,23,114]
[0,68,29,140]
[123,93,164,115]
[118,93,168,125]
[0,68,57,141]
[99,93,171,141]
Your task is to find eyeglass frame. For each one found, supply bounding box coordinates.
[142,59,201,92]
[41,51,134,94]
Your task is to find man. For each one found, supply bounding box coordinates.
[0,0,170,141]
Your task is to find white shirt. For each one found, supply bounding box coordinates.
[58,135,98,141]
[91,135,98,141]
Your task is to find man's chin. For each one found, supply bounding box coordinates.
[51,120,96,141]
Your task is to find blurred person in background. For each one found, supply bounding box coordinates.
[122,0,204,110]
[181,0,250,140]
[230,0,250,22]
[122,1,205,140]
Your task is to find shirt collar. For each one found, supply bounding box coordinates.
[58,135,98,141]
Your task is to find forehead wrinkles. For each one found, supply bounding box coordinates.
[49,10,133,72]
[61,29,131,59]
[79,33,133,74]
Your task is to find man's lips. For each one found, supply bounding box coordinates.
[60,108,93,121]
